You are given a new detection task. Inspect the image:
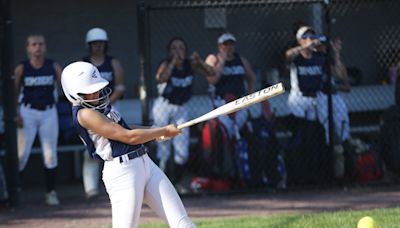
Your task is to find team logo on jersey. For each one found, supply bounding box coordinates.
[223,65,245,76]
[171,75,193,87]
[24,75,54,86]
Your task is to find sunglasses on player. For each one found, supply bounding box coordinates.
[301,34,327,42]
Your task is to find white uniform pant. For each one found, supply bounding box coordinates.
[18,105,59,171]
[213,98,248,138]
[288,91,350,143]
[317,93,350,142]
[152,98,189,166]
[102,154,195,228]
[83,151,101,194]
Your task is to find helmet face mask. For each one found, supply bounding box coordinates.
[79,87,112,110]
[61,61,110,110]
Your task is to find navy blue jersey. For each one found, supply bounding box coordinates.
[215,53,246,98]
[72,105,142,160]
[291,52,326,96]
[160,59,194,105]
[21,59,56,106]
[83,55,115,90]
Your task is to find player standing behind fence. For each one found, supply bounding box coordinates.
[152,37,214,193]
[285,26,350,143]
[14,34,62,206]
[205,32,256,138]
[285,26,352,179]
[61,61,196,228]
[81,27,126,199]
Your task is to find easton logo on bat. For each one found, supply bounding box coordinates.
[235,84,280,105]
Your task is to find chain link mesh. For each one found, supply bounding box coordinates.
[141,0,400,193]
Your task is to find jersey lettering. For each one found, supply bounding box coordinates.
[170,75,193,87]
[223,65,245,76]
[297,65,323,76]
[24,75,54,86]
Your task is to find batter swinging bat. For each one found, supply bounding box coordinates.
[158,82,285,141]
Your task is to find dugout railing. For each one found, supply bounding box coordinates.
[137,0,400,193]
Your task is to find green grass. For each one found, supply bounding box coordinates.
[139,207,400,228]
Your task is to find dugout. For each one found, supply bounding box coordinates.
[1,0,400,190]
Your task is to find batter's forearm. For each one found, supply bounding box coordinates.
[125,127,167,145]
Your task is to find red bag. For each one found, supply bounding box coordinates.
[354,150,383,183]
[190,177,231,193]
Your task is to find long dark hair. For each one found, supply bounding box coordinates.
[166,37,188,58]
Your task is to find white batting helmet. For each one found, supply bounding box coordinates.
[86,27,108,43]
[61,61,111,109]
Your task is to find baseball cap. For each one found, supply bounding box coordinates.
[218,33,236,44]
[296,26,315,40]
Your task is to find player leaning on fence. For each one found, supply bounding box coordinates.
[14,34,62,206]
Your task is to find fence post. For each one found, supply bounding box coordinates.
[323,0,335,162]
[136,0,150,125]
[0,0,20,207]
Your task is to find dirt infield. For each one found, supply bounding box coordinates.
[0,183,400,228]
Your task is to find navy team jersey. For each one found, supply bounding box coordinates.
[21,59,56,106]
[72,105,142,160]
[215,53,246,98]
[292,52,326,96]
[160,59,194,105]
[83,55,115,90]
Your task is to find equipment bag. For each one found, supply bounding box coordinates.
[194,118,237,180]
[344,138,383,183]
[241,116,286,188]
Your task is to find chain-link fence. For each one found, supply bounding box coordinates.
[139,0,399,194]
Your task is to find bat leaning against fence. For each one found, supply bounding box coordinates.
[157,82,285,141]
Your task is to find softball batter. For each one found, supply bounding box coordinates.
[61,61,195,228]
[14,34,62,206]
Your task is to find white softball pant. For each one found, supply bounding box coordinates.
[152,97,189,166]
[213,98,248,138]
[288,91,350,143]
[83,151,101,194]
[102,153,195,228]
[317,93,350,143]
[18,105,59,171]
